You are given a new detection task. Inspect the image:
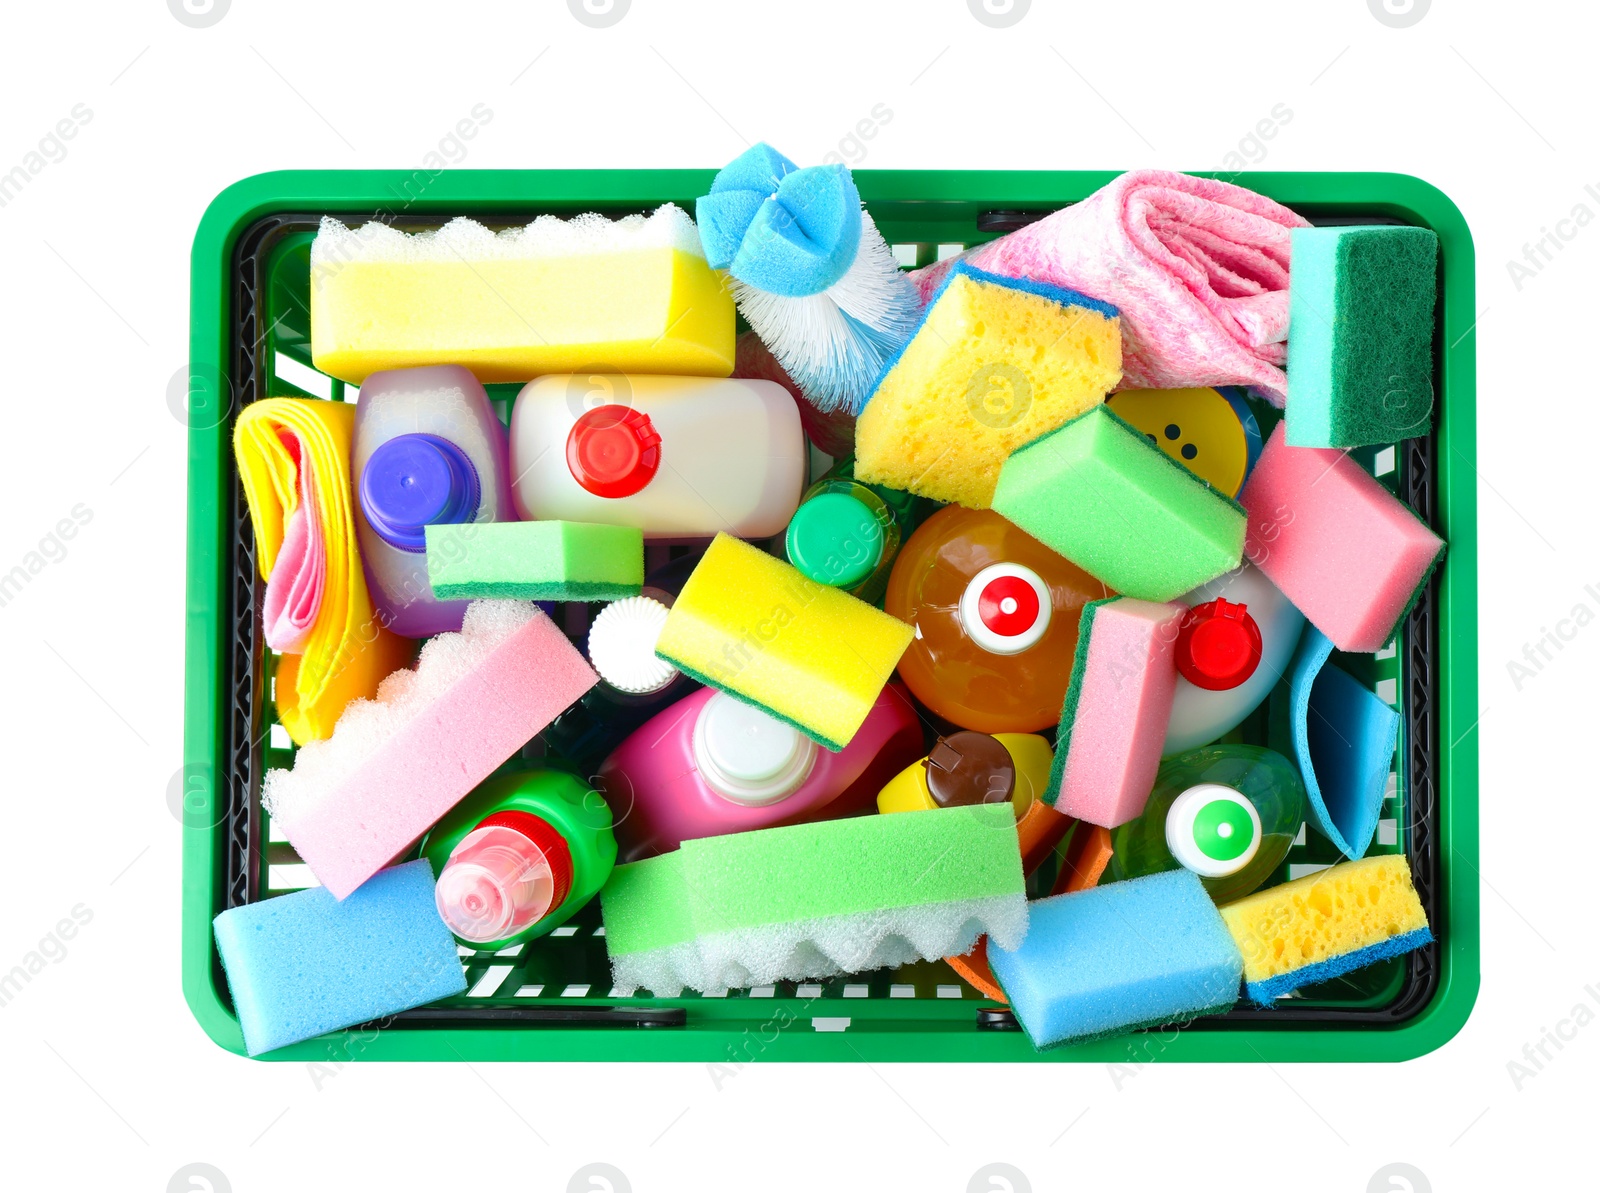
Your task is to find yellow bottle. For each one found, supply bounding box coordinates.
[876,732,1053,820]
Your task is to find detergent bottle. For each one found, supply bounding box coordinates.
[509,374,806,539]
[596,684,924,861]
[352,364,513,638]
[885,505,1109,733]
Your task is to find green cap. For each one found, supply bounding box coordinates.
[785,492,885,589]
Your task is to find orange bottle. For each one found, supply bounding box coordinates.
[885,506,1109,733]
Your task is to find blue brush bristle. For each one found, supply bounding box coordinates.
[989,870,1243,1049]
[212,860,466,1056]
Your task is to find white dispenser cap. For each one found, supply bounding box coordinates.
[692,691,818,806]
[587,596,679,694]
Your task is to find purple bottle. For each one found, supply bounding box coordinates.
[352,365,513,638]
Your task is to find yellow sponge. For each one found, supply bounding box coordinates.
[1220,854,1432,1004]
[654,533,915,751]
[310,205,735,384]
[854,264,1122,509]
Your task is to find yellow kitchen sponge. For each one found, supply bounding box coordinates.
[853,264,1122,509]
[1220,853,1432,1004]
[654,533,915,751]
[310,205,735,384]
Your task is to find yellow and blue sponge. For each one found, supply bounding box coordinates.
[853,264,1122,509]
[1220,853,1432,1005]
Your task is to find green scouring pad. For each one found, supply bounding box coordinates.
[425,520,644,601]
[991,404,1246,602]
[600,805,1028,995]
[1285,225,1438,448]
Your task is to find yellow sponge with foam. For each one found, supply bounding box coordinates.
[310,205,735,384]
[853,264,1122,509]
[1220,854,1432,1004]
[654,533,915,751]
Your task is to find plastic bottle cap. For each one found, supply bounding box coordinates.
[924,731,1016,808]
[1176,598,1263,690]
[587,596,679,695]
[359,433,482,553]
[692,691,818,807]
[566,404,661,498]
[957,562,1052,655]
[1164,783,1262,878]
[434,811,573,944]
[785,492,885,589]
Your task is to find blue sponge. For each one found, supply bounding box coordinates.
[989,870,1243,1049]
[1288,625,1401,859]
[212,860,466,1056]
[696,142,863,296]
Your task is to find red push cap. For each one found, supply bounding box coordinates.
[977,573,1041,637]
[1176,598,1263,691]
[566,404,661,498]
[477,810,574,912]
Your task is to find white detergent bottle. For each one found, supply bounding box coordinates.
[509,374,806,540]
[1163,561,1306,755]
[352,364,513,638]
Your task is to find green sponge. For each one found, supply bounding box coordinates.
[1286,225,1438,448]
[425,520,643,601]
[991,405,1246,601]
[601,805,1028,995]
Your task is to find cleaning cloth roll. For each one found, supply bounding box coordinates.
[233,397,413,744]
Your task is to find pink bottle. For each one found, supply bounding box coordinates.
[597,683,925,861]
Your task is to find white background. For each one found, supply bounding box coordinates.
[0,1,1590,1190]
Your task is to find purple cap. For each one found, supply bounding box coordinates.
[359,433,482,553]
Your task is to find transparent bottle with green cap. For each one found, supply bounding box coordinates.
[785,462,927,604]
[1109,744,1305,904]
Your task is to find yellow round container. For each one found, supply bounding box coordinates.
[1106,387,1256,497]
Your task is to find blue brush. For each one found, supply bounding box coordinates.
[212,860,466,1055]
[989,870,1243,1049]
[696,143,921,416]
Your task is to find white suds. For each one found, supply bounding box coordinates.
[311,203,705,267]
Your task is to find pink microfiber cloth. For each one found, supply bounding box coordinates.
[911,171,1309,403]
[263,600,598,899]
[260,431,325,653]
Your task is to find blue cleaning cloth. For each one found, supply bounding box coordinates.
[213,860,467,1056]
[696,142,863,297]
[1288,625,1401,860]
[989,870,1242,1049]
[1244,926,1433,1005]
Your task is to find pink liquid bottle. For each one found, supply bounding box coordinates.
[596,683,925,861]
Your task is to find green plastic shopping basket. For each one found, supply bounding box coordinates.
[183,169,1479,1062]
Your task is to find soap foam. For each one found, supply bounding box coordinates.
[311,203,706,268]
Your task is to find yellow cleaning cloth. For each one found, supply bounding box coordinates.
[233,398,412,744]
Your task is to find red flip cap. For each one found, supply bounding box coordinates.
[477,810,573,911]
[566,404,662,498]
[1175,598,1263,691]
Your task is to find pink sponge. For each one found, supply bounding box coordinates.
[1240,426,1444,652]
[264,601,597,899]
[1046,597,1185,827]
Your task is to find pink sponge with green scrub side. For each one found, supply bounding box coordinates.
[1240,424,1444,653]
[1046,596,1186,828]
